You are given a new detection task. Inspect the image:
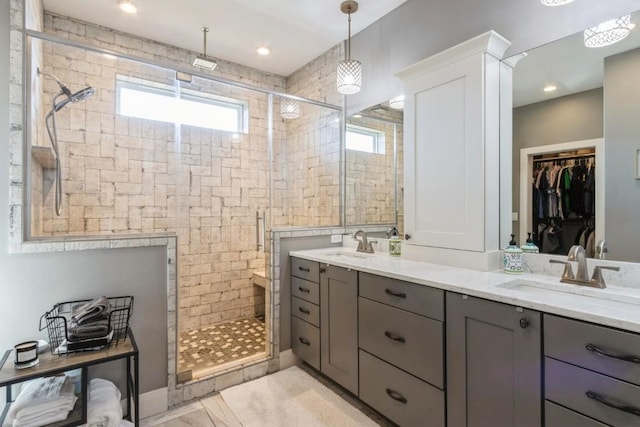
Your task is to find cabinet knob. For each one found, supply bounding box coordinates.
[404,234,411,240]
[319,268,326,274]
[519,318,530,329]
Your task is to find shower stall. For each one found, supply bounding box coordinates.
[25,33,341,380]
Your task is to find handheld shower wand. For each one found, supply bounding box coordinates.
[38,68,95,216]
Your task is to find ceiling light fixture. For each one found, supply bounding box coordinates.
[337,1,362,95]
[389,95,405,110]
[257,46,270,56]
[543,85,558,92]
[584,15,633,48]
[118,0,137,14]
[193,27,217,70]
[281,98,302,120]
[540,0,574,6]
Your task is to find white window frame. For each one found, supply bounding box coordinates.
[115,75,248,133]
[346,124,386,154]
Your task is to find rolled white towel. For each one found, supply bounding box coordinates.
[83,378,123,427]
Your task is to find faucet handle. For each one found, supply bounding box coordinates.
[590,265,620,289]
[549,259,575,280]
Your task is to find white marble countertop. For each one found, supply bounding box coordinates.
[289,247,640,334]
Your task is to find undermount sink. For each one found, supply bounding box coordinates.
[322,251,371,259]
[498,279,640,305]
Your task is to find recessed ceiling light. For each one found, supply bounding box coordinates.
[352,114,362,118]
[257,46,270,56]
[118,0,137,14]
[544,85,558,92]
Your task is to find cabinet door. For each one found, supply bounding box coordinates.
[404,55,485,251]
[446,292,542,427]
[320,265,358,395]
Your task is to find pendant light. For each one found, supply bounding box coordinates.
[337,1,362,95]
[389,95,404,110]
[281,98,302,120]
[193,27,217,70]
[584,15,633,48]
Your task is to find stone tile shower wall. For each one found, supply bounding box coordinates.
[31,13,287,332]
[345,116,404,232]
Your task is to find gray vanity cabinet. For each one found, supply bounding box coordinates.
[291,257,321,370]
[544,314,640,426]
[446,292,542,427]
[320,264,358,395]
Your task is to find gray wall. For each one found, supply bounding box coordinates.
[0,3,167,394]
[512,89,603,223]
[348,0,640,114]
[279,236,340,351]
[604,48,640,262]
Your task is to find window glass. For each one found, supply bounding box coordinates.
[346,124,385,154]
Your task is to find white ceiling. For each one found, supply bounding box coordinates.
[510,10,640,107]
[42,0,407,76]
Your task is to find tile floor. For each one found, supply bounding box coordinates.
[178,317,266,374]
[142,363,394,426]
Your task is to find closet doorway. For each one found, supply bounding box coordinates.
[519,138,604,256]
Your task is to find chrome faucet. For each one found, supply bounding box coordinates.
[353,230,377,254]
[549,245,620,289]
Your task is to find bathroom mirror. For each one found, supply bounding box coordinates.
[508,9,640,262]
[345,104,404,235]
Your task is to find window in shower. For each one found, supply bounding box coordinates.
[346,124,386,154]
[116,76,248,133]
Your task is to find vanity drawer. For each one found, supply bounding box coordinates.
[359,272,444,320]
[291,317,320,370]
[545,314,640,386]
[291,277,320,305]
[359,297,444,388]
[291,257,319,283]
[359,350,445,427]
[291,296,319,327]
[545,401,608,427]
[546,357,640,426]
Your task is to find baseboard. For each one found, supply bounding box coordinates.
[135,387,168,419]
[279,349,296,370]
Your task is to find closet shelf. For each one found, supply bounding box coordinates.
[31,146,56,169]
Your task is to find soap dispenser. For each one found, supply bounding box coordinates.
[388,227,402,256]
[520,232,539,254]
[503,234,523,274]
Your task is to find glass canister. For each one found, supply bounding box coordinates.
[503,234,523,274]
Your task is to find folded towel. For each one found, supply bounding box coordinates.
[9,377,77,426]
[71,297,110,325]
[82,378,122,427]
[69,320,110,341]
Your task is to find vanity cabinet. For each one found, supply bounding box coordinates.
[358,273,445,427]
[396,31,511,253]
[446,292,542,427]
[320,265,358,395]
[290,257,321,370]
[544,314,640,426]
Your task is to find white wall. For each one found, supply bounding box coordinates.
[0,2,167,394]
[348,0,640,113]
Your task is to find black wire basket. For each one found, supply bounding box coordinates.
[39,296,134,355]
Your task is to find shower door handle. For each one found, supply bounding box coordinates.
[256,210,266,252]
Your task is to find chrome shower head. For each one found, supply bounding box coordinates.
[193,26,217,70]
[53,86,95,112]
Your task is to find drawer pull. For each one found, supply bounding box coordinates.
[586,391,640,417]
[385,388,408,404]
[385,289,407,299]
[585,343,640,364]
[299,337,311,346]
[298,266,311,273]
[384,331,406,343]
[298,307,311,315]
[298,286,311,294]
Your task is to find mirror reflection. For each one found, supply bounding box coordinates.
[509,9,640,262]
[345,105,403,235]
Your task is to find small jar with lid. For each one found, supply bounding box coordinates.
[503,234,523,274]
[388,227,402,256]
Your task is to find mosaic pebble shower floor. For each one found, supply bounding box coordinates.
[179,317,266,372]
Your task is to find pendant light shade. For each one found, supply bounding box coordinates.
[584,15,633,48]
[337,1,361,95]
[281,98,301,120]
[540,0,574,6]
[389,95,404,110]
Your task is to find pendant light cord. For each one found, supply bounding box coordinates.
[347,13,352,60]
